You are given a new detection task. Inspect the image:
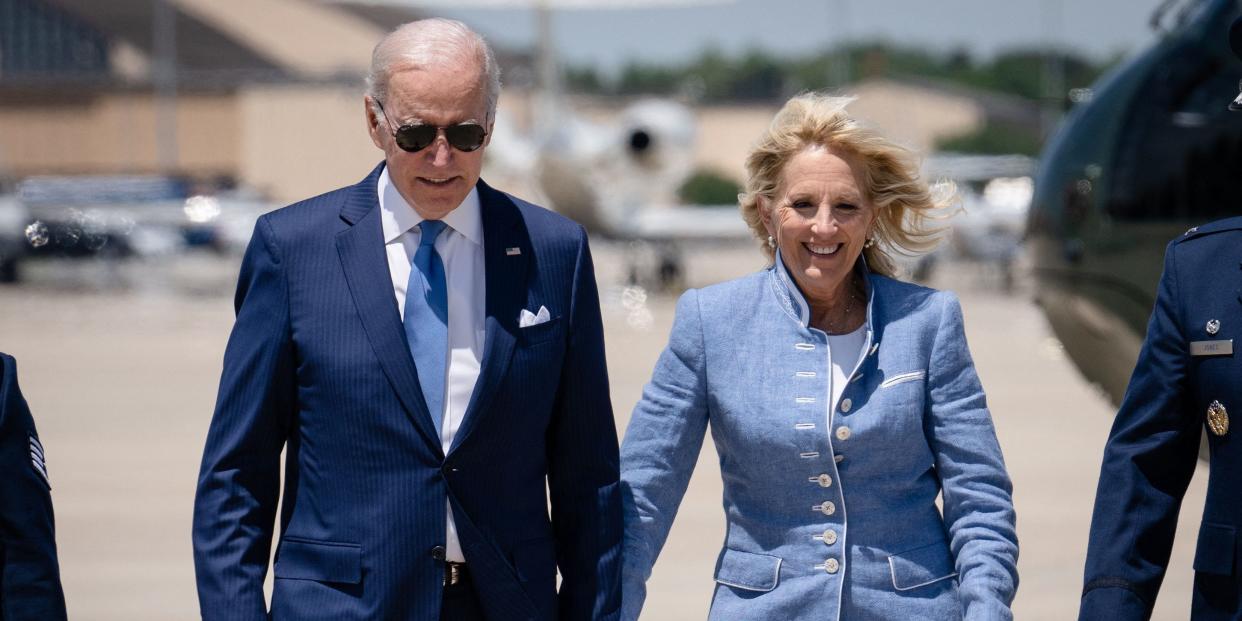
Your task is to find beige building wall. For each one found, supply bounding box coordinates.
[0,92,239,178]
[0,80,984,205]
[235,84,380,203]
[847,79,984,154]
[695,104,780,182]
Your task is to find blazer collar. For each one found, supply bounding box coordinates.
[339,162,386,225]
[770,249,877,335]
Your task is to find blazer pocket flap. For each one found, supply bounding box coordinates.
[275,538,362,584]
[1193,522,1236,575]
[888,541,957,591]
[713,548,781,592]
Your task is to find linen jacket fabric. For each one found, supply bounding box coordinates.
[1080,217,1242,620]
[621,256,1018,621]
[192,164,622,621]
[0,353,67,621]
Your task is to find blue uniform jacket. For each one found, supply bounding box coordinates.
[1081,216,1242,620]
[621,255,1018,620]
[192,165,622,621]
[0,353,67,621]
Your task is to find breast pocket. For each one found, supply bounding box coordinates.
[879,370,926,389]
[519,316,563,346]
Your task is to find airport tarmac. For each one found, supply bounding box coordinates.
[0,243,1208,620]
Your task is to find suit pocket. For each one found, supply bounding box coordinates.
[520,316,562,345]
[1193,522,1236,576]
[889,540,958,591]
[880,370,927,389]
[275,537,362,584]
[713,548,782,592]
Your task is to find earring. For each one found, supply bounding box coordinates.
[863,237,876,249]
[767,235,776,249]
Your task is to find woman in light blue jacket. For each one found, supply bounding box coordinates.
[620,93,1018,620]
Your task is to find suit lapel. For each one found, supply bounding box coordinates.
[336,164,444,457]
[450,180,528,454]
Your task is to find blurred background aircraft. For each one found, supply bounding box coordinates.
[0,0,1162,292]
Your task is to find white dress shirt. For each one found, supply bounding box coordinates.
[378,167,485,564]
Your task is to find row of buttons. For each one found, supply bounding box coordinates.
[792,340,861,580]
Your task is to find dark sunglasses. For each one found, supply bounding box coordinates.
[374,100,488,153]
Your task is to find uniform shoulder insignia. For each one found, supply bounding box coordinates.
[29,432,51,488]
[1176,216,1242,243]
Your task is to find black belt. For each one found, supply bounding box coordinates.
[443,561,469,587]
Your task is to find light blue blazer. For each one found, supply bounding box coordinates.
[620,254,1018,620]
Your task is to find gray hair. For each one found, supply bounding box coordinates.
[365,18,502,120]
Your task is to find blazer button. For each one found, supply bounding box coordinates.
[822,529,838,545]
[430,545,446,561]
[824,558,840,573]
[813,473,832,488]
[836,426,851,441]
[840,398,852,413]
[815,501,836,516]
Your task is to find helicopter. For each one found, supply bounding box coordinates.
[1027,0,1242,405]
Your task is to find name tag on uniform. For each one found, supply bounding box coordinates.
[1190,339,1233,356]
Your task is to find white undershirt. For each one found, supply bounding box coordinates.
[827,325,867,421]
[378,166,484,564]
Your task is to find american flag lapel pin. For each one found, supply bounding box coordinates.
[506,247,521,256]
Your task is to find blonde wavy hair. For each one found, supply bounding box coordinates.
[738,93,954,278]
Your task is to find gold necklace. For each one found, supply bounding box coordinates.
[822,279,862,334]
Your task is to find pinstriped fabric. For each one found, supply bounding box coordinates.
[193,164,622,621]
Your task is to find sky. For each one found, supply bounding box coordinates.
[430,0,1176,75]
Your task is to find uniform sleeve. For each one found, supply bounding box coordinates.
[0,355,68,620]
[546,228,623,621]
[191,216,297,621]
[1078,242,1199,620]
[619,289,711,621]
[925,291,1019,621]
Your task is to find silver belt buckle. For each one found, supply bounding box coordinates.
[444,561,464,586]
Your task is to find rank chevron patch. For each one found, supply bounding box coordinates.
[29,433,50,488]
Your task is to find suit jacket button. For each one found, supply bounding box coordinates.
[431,545,446,561]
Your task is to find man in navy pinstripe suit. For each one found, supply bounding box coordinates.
[192,19,621,621]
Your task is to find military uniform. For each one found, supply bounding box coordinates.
[0,353,67,620]
[1081,216,1242,620]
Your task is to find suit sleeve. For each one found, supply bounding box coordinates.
[618,288,710,621]
[925,291,1019,621]
[0,354,68,620]
[192,216,297,621]
[1079,242,1199,620]
[546,227,623,621]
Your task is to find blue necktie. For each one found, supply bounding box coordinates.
[404,220,449,436]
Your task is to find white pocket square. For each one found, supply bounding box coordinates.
[519,305,551,328]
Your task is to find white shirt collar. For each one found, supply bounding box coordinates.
[377,165,483,246]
